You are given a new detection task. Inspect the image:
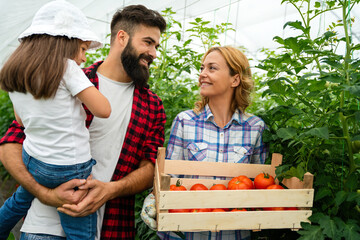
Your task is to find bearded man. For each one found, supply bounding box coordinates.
[0,5,166,240]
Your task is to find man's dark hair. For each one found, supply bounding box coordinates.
[110,5,166,44]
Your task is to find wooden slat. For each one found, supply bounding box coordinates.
[157,210,312,232]
[154,162,161,217]
[303,172,314,189]
[164,160,271,178]
[270,153,282,184]
[158,189,314,209]
[282,177,304,189]
[160,174,170,191]
[157,147,166,175]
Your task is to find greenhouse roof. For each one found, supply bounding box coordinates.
[1,0,360,66]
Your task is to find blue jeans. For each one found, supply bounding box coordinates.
[20,233,66,240]
[0,148,97,240]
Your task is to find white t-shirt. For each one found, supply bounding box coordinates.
[21,72,134,239]
[9,59,93,165]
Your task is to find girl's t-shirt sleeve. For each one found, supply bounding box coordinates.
[62,59,94,96]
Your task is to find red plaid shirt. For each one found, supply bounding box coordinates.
[0,61,166,239]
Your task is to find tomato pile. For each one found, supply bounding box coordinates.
[168,173,299,212]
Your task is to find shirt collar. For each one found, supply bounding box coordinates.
[204,104,243,127]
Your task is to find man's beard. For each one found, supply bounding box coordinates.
[121,40,153,89]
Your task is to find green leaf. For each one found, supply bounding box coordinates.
[283,20,305,31]
[309,80,326,91]
[305,126,329,139]
[308,212,326,224]
[315,2,321,8]
[273,36,284,44]
[335,191,347,206]
[319,216,343,240]
[343,220,360,240]
[352,135,360,141]
[276,127,297,140]
[6,233,15,240]
[344,85,360,97]
[298,222,325,240]
[314,188,332,201]
[321,58,343,69]
[320,74,344,83]
[284,37,301,54]
[268,78,287,94]
[346,191,360,203]
[344,173,359,191]
[352,43,360,50]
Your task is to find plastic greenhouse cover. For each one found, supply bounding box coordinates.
[0,0,359,67]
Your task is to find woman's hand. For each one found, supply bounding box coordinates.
[140,192,157,230]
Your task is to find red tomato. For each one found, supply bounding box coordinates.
[266,184,284,189]
[168,209,191,213]
[286,207,299,210]
[191,208,213,212]
[263,207,286,211]
[170,179,187,191]
[254,173,275,189]
[169,180,188,213]
[212,208,226,212]
[231,208,247,212]
[190,183,208,190]
[210,184,227,190]
[228,175,254,190]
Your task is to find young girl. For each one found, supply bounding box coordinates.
[0,1,111,239]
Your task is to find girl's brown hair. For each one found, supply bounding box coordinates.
[194,46,254,114]
[0,35,80,99]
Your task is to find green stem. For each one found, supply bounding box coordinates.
[289,1,306,28]
[340,0,355,174]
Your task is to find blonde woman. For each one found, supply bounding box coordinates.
[142,46,268,240]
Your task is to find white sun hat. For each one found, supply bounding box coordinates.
[18,0,102,49]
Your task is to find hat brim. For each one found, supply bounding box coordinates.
[18,25,103,50]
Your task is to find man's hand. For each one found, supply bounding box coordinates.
[57,179,115,217]
[42,178,89,207]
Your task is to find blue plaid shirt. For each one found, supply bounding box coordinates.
[158,105,268,240]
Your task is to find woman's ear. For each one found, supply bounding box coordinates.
[231,74,240,88]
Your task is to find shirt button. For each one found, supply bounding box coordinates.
[219,149,223,153]
[220,133,224,137]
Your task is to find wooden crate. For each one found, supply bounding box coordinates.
[154,147,314,232]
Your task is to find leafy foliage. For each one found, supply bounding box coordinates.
[0,90,14,137]
[0,90,14,181]
[254,0,360,239]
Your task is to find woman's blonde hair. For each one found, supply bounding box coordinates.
[194,46,254,114]
[0,35,80,99]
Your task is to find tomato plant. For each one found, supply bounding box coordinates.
[252,0,360,238]
[190,183,208,190]
[254,173,275,189]
[228,175,254,190]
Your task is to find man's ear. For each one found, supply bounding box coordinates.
[116,30,130,47]
[231,74,240,88]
